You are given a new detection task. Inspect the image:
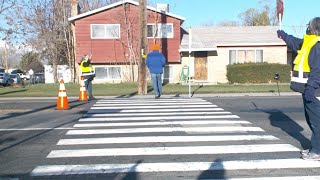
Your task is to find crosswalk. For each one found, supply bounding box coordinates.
[31,98,320,179]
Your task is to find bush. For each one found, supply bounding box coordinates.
[226,63,291,84]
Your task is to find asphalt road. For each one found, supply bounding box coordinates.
[0,95,316,180]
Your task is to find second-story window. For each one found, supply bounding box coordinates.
[91,24,120,39]
[147,23,173,38]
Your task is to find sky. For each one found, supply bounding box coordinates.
[154,0,320,37]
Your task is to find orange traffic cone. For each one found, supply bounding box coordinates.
[78,76,88,101]
[56,79,69,110]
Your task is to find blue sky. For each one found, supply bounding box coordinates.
[154,0,320,37]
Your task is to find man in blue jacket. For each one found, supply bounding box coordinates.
[146,44,166,99]
[278,17,320,160]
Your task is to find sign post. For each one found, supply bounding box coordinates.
[188,27,192,98]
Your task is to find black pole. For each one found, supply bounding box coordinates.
[274,73,280,96]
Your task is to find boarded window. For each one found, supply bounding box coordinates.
[91,24,120,39]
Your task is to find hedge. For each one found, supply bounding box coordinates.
[226,63,291,84]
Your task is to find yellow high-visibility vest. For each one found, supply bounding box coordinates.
[80,60,93,73]
[293,34,320,72]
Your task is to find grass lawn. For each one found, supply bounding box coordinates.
[0,82,293,97]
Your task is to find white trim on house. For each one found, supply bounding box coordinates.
[179,48,218,52]
[68,0,186,22]
[216,42,286,47]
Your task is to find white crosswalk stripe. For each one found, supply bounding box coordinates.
[31,98,320,179]
[57,135,278,145]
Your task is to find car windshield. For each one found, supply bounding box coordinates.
[10,74,16,78]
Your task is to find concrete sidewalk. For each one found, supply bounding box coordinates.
[0,92,301,100]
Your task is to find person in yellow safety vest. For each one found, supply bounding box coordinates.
[278,17,320,161]
[80,54,95,100]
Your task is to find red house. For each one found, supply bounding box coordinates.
[69,0,186,83]
[69,1,287,85]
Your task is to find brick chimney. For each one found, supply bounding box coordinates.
[71,0,79,16]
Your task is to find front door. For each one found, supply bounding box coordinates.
[194,52,208,80]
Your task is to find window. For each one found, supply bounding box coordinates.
[229,49,264,64]
[94,66,121,80]
[163,65,173,79]
[147,23,173,38]
[91,24,120,39]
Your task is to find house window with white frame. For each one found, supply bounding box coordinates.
[94,66,121,80]
[229,49,263,64]
[147,23,173,38]
[91,24,120,39]
[163,65,173,80]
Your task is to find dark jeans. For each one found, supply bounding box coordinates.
[84,79,93,98]
[303,94,320,154]
[151,73,162,97]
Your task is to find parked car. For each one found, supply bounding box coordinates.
[10,74,22,84]
[17,73,30,80]
[0,72,14,86]
[0,67,5,73]
[31,73,45,84]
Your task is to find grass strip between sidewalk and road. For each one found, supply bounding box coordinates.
[0,82,293,97]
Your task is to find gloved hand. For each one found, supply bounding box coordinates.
[304,86,316,102]
[277,30,286,39]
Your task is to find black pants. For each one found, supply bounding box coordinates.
[303,94,320,154]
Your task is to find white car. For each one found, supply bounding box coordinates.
[17,73,30,80]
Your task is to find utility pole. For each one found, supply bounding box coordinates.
[138,0,147,95]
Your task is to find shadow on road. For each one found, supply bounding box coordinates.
[121,160,143,180]
[0,99,96,152]
[198,158,225,179]
[252,102,310,149]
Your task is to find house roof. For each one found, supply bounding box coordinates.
[180,26,286,52]
[68,0,186,22]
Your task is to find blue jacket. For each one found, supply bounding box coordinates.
[146,50,166,74]
[281,32,320,89]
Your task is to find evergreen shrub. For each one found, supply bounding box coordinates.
[226,63,291,84]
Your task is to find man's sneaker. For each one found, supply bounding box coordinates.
[301,149,310,155]
[302,152,320,161]
[155,96,160,99]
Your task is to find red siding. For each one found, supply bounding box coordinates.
[74,3,182,64]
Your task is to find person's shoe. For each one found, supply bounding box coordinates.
[89,96,95,100]
[155,96,160,99]
[301,149,310,155]
[301,152,320,161]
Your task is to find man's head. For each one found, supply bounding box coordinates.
[152,44,160,51]
[307,17,320,35]
[82,55,88,61]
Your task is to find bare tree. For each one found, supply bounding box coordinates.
[78,0,120,12]
[239,1,278,26]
